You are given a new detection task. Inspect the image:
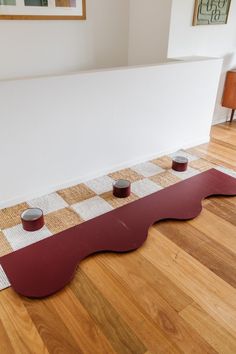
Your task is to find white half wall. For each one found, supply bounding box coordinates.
[168,0,236,124]
[0,58,222,207]
[128,0,172,65]
[0,0,129,80]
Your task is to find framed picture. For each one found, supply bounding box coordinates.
[193,0,231,25]
[0,0,85,19]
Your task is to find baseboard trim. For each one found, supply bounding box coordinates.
[212,117,228,125]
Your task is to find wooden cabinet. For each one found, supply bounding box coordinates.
[222,70,236,123]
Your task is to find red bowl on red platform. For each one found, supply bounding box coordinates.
[21,208,44,232]
[113,179,131,198]
[172,156,188,172]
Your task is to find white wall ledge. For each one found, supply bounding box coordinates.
[0,57,223,207]
[0,56,222,83]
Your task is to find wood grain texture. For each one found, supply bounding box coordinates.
[180,303,236,354]
[204,197,236,226]
[189,208,236,254]
[0,289,49,354]
[0,121,236,353]
[95,253,216,354]
[80,256,182,354]
[45,288,116,354]
[71,269,146,354]
[157,219,236,287]
[140,230,236,338]
[211,127,236,147]
[187,123,236,170]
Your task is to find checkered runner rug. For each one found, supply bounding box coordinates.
[0,150,235,291]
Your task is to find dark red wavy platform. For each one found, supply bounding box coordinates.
[1,168,236,298]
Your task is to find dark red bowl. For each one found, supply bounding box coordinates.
[113,179,131,198]
[172,156,188,172]
[21,208,45,232]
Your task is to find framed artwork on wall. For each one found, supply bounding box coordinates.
[0,0,85,19]
[193,0,231,25]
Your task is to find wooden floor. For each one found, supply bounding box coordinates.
[1,121,236,354]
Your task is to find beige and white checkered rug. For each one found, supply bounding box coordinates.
[0,150,235,291]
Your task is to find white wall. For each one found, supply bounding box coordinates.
[128,0,172,65]
[0,0,129,80]
[168,0,236,123]
[0,58,222,207]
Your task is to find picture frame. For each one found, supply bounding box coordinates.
[193,0,231,26]
[0,0,85,20]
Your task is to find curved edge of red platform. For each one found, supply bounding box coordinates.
[1,168,236,298]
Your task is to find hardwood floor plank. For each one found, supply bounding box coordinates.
[140,229,236,338]
[211,125,236,147]
[189,238,236,288]
[81,256,182,354]
[23,295,83,354]
[205,197,236,226]
[71,268,147,354]
[197,141,236,165]
[154,219,208,254]
[211,137,236,151]
[220,195,236,207]
[189,208,236,255]
[180,302,236,354]
[96,252,217,353]
[0,318,15,354]
[216,121,236,132]
[156,218,236,287]
[50,287,117,354]
[187,146,236,171]
[207,195,236,207]
[101,250,192,312]
[0,288,49,354]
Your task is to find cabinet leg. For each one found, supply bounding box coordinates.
[230,109,235,123]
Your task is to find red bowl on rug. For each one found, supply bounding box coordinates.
[172,156,188,172]
[21,208,44,232]
[113,179,131,198]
